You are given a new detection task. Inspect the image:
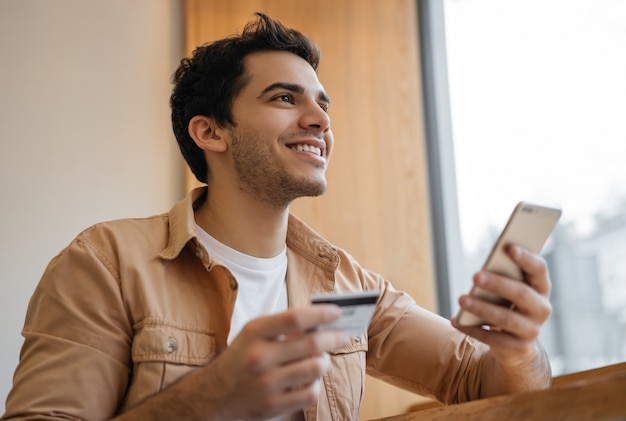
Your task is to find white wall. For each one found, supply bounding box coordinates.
[0,0,184,411]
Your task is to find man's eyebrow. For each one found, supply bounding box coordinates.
[258,82,331,104]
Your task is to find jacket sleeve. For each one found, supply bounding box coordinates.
[3,231,133,420]
[335,250,489,404]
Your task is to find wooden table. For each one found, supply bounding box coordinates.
[369,362,626,421]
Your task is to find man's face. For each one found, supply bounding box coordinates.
[226,50,334,209]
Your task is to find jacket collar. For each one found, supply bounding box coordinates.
[159,187,205,260]
[159,187,340,273]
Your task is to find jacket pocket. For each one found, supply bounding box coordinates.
[120,319,217,412]
[132,319,216,366]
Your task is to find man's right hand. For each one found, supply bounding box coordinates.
[208,304,349,420]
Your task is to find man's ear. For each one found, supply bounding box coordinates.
[188,115,228,153]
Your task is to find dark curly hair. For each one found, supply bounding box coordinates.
[170,13,321,184]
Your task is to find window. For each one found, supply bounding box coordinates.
[423,0,626,375]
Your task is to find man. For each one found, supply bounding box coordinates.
[2,13,552,421]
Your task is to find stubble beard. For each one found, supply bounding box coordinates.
[230,127,327,210]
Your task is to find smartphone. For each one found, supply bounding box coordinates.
[456,202,562,326]
[311,290,380,336]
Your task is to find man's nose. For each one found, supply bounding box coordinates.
[300,101,331,133]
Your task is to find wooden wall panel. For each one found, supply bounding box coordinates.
[183,1,435,418]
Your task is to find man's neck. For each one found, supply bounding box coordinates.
[194,187,289,258]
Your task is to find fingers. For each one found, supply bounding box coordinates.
[507,245,551,296]
[242,304,343,340]
[241,328,349,372]
[268,379,324,417]
[456,294,542,340]
[467,245,552,322]
[234,305,350,372]
[242,353,330,418]
[470,271,552,324]
[261,353,331,395]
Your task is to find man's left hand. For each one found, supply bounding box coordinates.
[451,244,553,394]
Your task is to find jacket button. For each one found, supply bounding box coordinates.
[353,336,362,343]
[164,338,178,353]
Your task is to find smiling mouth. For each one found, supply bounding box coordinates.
[289,143,323,157]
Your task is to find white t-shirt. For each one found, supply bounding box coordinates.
[196,225,289,344]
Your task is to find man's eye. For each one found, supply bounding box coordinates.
[319,103,330,112]
[275,94,294,103]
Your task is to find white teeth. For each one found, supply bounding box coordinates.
[293,144,322,156]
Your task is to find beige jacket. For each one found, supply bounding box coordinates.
[3,188,487,421]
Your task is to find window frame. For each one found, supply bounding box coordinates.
[417,0,463,318]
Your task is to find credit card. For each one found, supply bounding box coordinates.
[311,290,380,336]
